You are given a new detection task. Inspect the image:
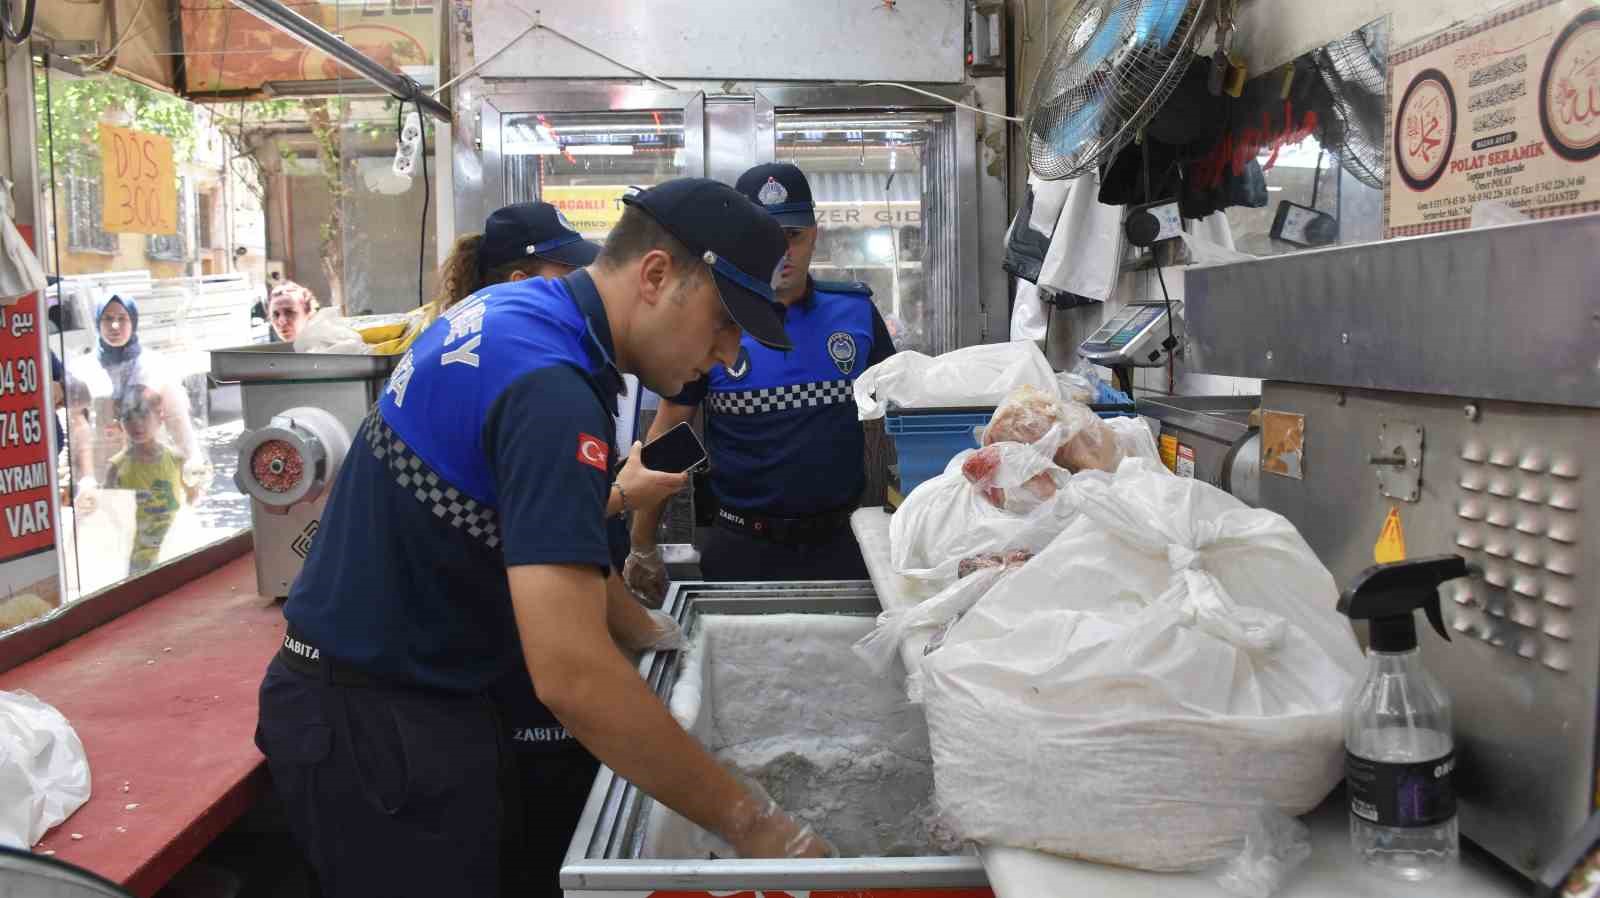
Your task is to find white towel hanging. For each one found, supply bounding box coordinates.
[0,178,48,306]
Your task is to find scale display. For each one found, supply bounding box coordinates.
[1080,302,1175,366]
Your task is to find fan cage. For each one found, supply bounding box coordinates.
[1025,0,1210,182]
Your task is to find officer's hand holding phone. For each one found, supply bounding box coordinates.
[614,440,689,514]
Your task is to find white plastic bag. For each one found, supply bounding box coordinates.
[0,179,48,305]
[0,691,91,849]
[1009,281,1048,342]
[854,564,1014,678]
[855,341,1057,420]
[889,449,1090,584]
[293,308,370,355]
[921,459,1362,872]
[1214,807,1313,898]
[1105,416,1161,465]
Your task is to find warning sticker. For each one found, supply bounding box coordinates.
[1176,444,1197,479]
[1159,434,1180,473]
[1375,506,1408,564]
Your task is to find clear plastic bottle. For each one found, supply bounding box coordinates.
[1344,650,1458,880]
[1338,556,1468,882]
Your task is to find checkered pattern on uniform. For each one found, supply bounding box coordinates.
[364,413,501,550]
[706,379,855,415]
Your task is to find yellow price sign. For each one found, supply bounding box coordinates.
[541,186,630,239]
[99,125,178,236]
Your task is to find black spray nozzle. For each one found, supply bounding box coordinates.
[1338,555,1472,652]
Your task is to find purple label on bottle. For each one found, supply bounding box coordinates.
[1346,750,1456,828]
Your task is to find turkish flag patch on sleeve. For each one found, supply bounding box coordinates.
[576,433,610,471]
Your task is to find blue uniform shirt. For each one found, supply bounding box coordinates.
[671,279,895,516]
[283,271,624,693]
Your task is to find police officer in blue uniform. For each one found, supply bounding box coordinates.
[627,163,896,591]
[255,178,833,898]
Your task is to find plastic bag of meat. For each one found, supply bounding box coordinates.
[1058,415,1163,473]
[890,449,1093,585]
[980,385,1065,446]
[1057,417,1125,473]
[962,422,1071,513]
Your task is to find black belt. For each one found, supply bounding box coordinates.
[277,628,396,689]
[714,505,854,546]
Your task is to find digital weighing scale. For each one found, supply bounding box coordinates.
[1079,301,1180,368]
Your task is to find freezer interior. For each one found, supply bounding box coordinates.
[641,612,954,859]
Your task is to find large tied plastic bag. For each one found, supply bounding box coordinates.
[855,341,1056,420]
[0,691,91,849]
[920,459,1363,872]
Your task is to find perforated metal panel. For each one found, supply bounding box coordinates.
[1257,382,1598,878]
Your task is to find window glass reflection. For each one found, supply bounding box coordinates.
[30,68,259,612]
[503,110,688,241]
[777,114,938,355]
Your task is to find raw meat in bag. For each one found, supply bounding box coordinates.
[889,450,1087,584]
[920,460,1363,872]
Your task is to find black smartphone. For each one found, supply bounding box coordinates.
[641,422,710,474]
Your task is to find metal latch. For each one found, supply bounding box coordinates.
[1372,420,1423,502]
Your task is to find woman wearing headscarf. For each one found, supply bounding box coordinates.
[68,294,202,514]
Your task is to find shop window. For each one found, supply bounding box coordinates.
[64,174,118,255]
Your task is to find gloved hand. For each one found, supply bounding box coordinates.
[624,547,670,608]
[723,774,836,859]
[637,607,686,652]
[74,476,99,515]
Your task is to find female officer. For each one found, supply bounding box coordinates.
[435,201,600,311]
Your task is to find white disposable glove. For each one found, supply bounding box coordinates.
[723,772,837,859]
[624,547,670,608]
[639,608,686,652]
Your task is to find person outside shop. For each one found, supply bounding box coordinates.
[266,281,318,344]
[68,295,202,515]
[103,384,197,574]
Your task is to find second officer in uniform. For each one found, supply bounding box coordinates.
[628,163,896,592]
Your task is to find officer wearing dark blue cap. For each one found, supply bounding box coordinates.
[434,200,602,311]
[255,177,833,898]
[627,163,897,595]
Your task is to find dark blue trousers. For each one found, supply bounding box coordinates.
[698,523,870,582]
[255,657,508,898]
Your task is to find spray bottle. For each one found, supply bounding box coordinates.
[1337,554,1470,881]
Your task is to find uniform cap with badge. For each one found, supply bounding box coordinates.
[735,163,817,229]
[622,178,793,352]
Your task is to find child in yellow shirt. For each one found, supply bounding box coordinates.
[104,387,199,573]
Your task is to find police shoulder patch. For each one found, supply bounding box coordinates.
[812,279,873,297]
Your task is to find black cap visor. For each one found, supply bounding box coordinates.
[531,235,601,268]
[769,205,817,229]
[705,254,791,351]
